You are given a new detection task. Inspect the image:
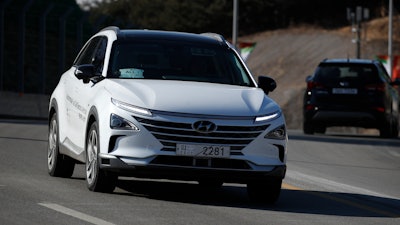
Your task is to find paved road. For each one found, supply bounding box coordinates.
[0,120,399,225]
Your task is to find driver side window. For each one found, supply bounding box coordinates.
[74,36,107,75]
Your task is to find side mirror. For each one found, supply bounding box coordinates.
[258,76,277,95]
[391,78,400,86]
[75,64,95,84]
[305,75,313,82]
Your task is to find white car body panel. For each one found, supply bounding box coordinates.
[49,28,287,194]
[105,79,279,116]
[53,76,285,162]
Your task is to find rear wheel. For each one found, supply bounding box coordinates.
[380,117,399,138]
[47,113,75,177]
[314,126,326,134]
[303,120,314,134]
[247,179,282,204]
[86,121,117,193]
[390,118,399,138]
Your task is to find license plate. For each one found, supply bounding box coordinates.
[176,144,230,158]
[332,88,358,94]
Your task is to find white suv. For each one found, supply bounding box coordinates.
[47,27,287,203]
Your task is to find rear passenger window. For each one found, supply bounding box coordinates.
[315,63,380,84]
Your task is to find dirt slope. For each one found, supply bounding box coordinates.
[243,17,399,129]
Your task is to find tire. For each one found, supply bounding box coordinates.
[247,179,282,204]
[379,117,398,138]
[47,113,75,177]
[390,118,399,138]
[303,120,314,135]
[86,121,117,193]
[314,126,326,134]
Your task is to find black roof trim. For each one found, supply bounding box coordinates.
[320,58,379,64]
[114,29,227,47]
[97,27,231,49]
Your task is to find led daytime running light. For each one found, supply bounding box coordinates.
[111,98,152,116]
[255,112,280,122]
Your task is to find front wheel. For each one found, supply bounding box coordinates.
[247,179,282,204]
[86,121,117,193]
[47,112,75,177]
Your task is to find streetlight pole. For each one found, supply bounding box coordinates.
[388,0,393,76]
[232,0,238,49]
[347,6,369,59]
[356,6,362,58]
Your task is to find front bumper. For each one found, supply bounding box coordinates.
[99,154,286,183]
[304,109,385,128]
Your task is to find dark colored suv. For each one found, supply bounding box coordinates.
[303,58,400,138]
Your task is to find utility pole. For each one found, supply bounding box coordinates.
[347,6,369,59]
[388,0,393,76]
[356,6,362,58]
[232,0,238,49]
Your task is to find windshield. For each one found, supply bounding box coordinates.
[107,41,254,86]
[315,63,382,84]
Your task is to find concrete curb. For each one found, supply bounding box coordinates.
[0,91,49,120]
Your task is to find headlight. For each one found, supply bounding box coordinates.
[255,111,280,123]
[265,125,286,139]
[110,113,139,130]
[111,98,152,116]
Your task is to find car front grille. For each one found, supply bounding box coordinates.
[134,116,270,156]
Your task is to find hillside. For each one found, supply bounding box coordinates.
[243,16,400,130]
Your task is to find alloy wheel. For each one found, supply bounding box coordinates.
[86,128,98,186]
[47,118,57,170]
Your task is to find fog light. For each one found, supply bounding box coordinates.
[110,114,139,130]
[265,125,286,139]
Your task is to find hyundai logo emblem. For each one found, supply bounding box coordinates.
[192,120,217,133]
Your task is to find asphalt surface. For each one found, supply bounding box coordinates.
[0,121,399,225]
[1,20,398,223]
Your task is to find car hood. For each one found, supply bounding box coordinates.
[105,79,280,117]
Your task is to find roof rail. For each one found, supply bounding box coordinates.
[200,32,225,43]
[100,26,120,34]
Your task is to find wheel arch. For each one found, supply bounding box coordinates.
[48,99,58,125]
[86,106,100,143]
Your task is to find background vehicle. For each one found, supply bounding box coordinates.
[303,58,400,138]
[47,27,287,203]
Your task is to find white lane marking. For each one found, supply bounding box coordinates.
[286,171,399,200]
[38,203,115,225]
